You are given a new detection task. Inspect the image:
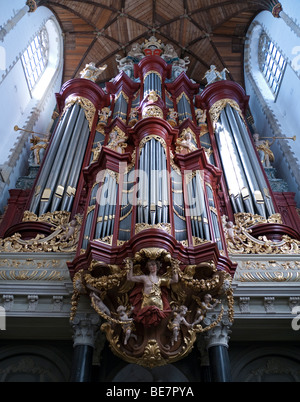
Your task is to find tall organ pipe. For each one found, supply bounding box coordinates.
[50,107,86,212]
[29,106,73,214]
[38,104,81,215]
[60,118,90,212]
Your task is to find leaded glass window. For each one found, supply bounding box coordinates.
[258,33,286,97]
[21,27,49,91]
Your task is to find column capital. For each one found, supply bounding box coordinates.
[203,313,232,349]
[70,313,101,348]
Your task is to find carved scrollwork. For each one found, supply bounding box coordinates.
[0,213,82,253]
[222,214,300,254]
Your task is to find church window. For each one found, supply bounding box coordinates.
[258,33,286,97]
[21,27,49,92]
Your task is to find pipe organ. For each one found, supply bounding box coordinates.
[2,35,300,370]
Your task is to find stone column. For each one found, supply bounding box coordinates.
[197,335,211,382]
[69,313,101,382]
[204,314,232,382]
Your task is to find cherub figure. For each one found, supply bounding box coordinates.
[98,107,111,126]
[116,305,137,345]
[193,294,220,326]
[128,107,138,126]
[60,219,77,242]
[168,305,193,346]
[167,108,178,127]
[90,291,111,317]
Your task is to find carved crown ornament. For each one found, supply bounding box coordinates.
[70,247,234,368]
[0,211,82,253]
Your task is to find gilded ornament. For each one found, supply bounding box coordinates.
[142,105,163,119]
[222,214,300,254]
[0,213,82,253]
[70,247,234,367]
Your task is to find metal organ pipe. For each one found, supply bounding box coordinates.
[143,72,162,98]
[232,108,275,217]
[137,138,169,225]
[60,117,90,212]
[223,106,263,215]
[50,107,86,212]
[29,106,73,214]
[31,104,81,215]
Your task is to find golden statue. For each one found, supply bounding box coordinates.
[30,135,49,165]
[253,133,275,168]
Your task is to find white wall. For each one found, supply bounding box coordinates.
[0,3,63,214]
[244,1,300,206]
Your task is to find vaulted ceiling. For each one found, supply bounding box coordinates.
[38,0,278,87]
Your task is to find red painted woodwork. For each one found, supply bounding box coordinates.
[67,228,236,278]
[273,192,300,233]
[55,78,110,114]
[0,189,30,238]
[134,55,172,82]
[195,80,249,115]
[106,71,140,99]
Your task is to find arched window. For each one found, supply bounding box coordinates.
[21,27,49,92]
[258,32,286,97]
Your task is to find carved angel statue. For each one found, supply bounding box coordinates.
[30,135,49,165]
[167,108,178,127]
[176,131,197,154]
[172,56,190,78]
[168,305,193,346]
[126,257,179,327]
[128,107,138,126]
[192,294,220,325]
[195,108,207,124]
[115,55,134,77]
[203,65,229,85]
[79,62,107,82]
[107,130,127,154]
[91,141,102,162]
[116,305,137,345]
[253,133,275,168]
[98,107,111,126]
[161,43,178,62]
